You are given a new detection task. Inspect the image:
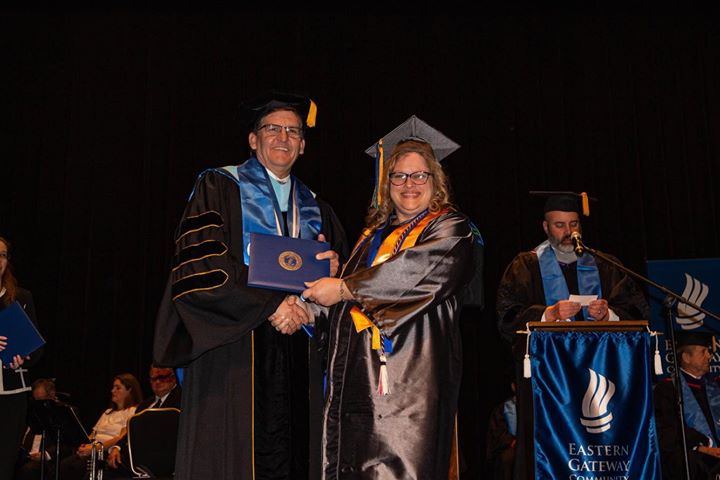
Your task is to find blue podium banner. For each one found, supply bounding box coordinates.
[647,258,720,375]
[531,331,661,480]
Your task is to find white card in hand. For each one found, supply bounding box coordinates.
[569,294,597,307]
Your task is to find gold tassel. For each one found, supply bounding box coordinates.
[377,140,384,206]
[581,191,590,217]
[306,100,317,127]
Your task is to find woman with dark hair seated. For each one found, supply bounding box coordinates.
[59,373,142,479]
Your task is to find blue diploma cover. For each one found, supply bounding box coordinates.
[247,233,330,294]
[0,301,46,364]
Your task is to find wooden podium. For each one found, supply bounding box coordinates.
[521,320,649,333]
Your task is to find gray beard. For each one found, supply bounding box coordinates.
[549,241,577,263]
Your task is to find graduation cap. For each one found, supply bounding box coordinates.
[675,331,716,351]
[364,115,460,207]
[529,190,598,217]
[364,115,460,162]
[240,91,318,132]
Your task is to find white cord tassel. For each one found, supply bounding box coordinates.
[523,354,532,379]
[646,326,663,375]
[523,324,533,378]
[653,331,663,375]
[654,349,663,376]
[377,354,390,395]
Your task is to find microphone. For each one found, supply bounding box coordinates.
[570,231,585,256]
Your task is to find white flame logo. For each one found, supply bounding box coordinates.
[675,273,709,330]
[580,368,616,434]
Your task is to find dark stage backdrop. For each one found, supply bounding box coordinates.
[2,12,719,478]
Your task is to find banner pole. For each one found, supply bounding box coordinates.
[662,296,692,480]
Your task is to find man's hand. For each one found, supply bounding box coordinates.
[0,335,6,351]
[545,300,582,322]
[316,234,340,277]
[269,296,310,335]
[587,299,610,321]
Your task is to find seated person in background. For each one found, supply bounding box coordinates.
[59,373,142,479]
[485,379,517,480]
[654,332,720,480]
[30,378,56,401]
[106,365,181,473]
[17,379,69,480]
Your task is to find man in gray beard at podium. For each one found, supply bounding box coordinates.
[496,191,649,479]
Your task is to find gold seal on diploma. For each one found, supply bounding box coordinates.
[278,251,303,271]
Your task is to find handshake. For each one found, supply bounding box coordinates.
[268,295,312,335]
[267,277,352,335]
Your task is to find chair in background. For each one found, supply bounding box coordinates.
[126,408,180,479]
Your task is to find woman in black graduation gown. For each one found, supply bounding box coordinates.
[0,236,40,479]
[303,127,476,480]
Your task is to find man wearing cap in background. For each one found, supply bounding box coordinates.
[302,116,480,480]
[496,191,649,479]
[153,92,348,480]
[655,332,720,479]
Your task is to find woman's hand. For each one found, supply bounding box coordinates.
[0,336,28,368]
[316,234,340,277]
[9,354,25,369]
[106,448,122,468]
[77,443,94,457]
[303,278,351,307]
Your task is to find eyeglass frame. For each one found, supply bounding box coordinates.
[388,170,434,186]
[149,373,175,382]
[256,123,305,139]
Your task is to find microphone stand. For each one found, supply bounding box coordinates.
[576,237,720,480]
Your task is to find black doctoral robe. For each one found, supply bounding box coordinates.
[319,211,474,480]
[654,375,720,480]
[153,169,347,480]
[495,250,649,480]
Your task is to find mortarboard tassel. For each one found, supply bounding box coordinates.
[306,100,317,128]
[581,192,590,217]
[372,140,384,208]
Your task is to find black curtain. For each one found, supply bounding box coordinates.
[2,12,719,478]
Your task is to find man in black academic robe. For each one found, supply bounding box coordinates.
[654,332,720,480]
[496,193,649,480]
[153,93,347,480]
